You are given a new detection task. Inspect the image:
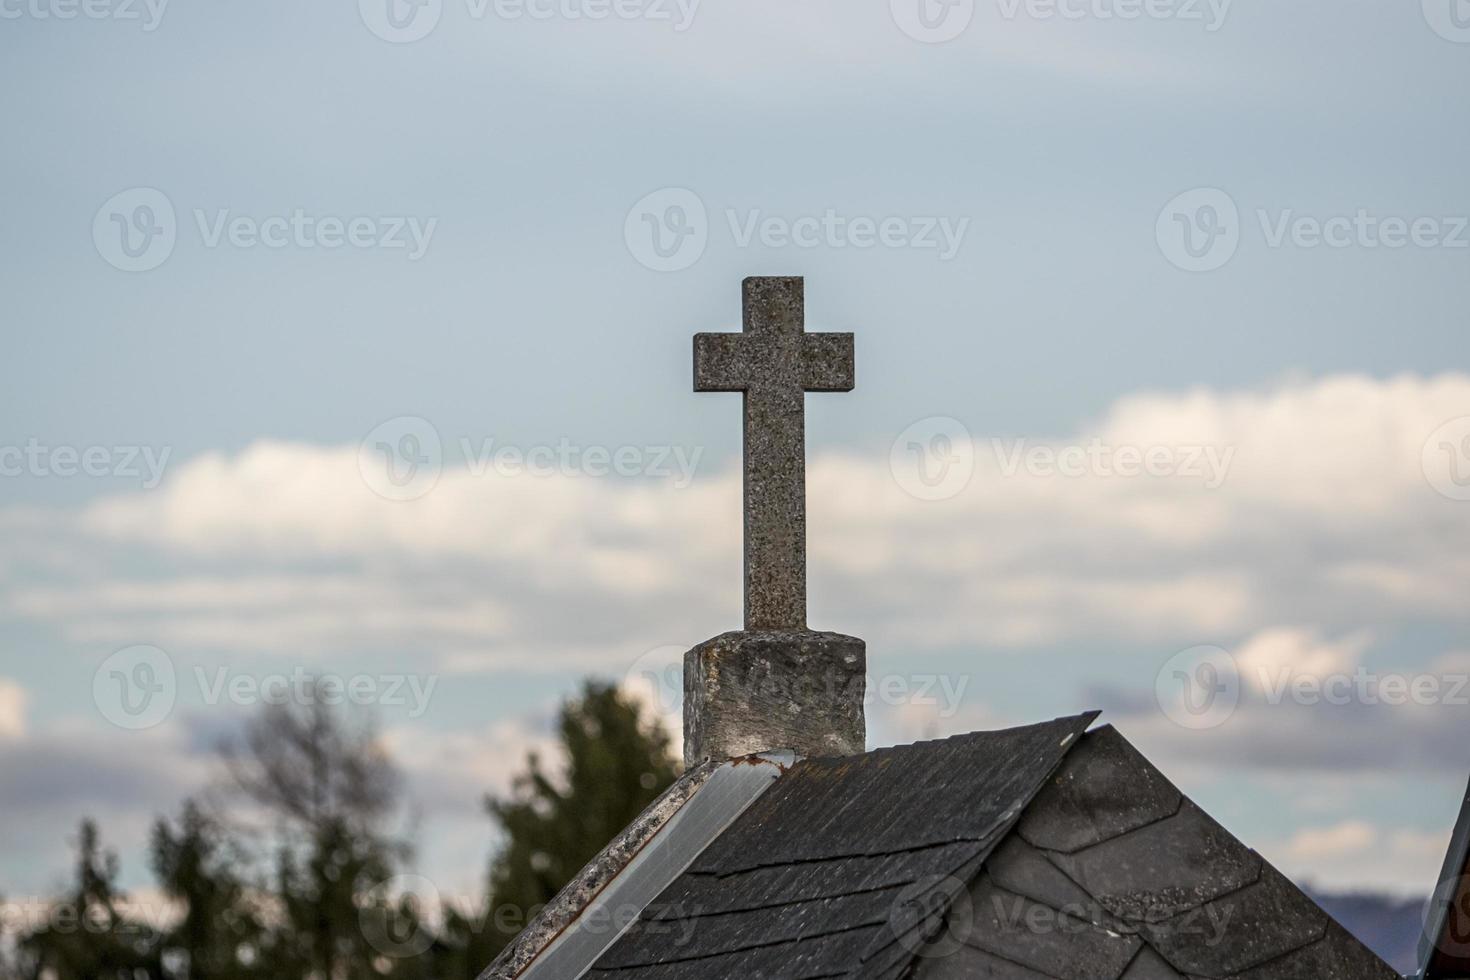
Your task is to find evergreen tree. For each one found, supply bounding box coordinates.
[149,800,267,980]
[16,820,159,980]
[4,680,678,980]
[476,681,679,963]
[221,689,407,980]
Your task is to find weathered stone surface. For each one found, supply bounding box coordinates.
[693,276,855,630]
[683,628,865,768]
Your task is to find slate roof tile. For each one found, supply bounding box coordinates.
[648,841,987,915]
[912,944,1060,979]
[1117,946,1183,979]
[959,876,1141,979]
[1017,727,1183,855]
[589,714,1096,980]
[598,885,910,968]
[575,718,1398,980]
[1222,923,1399,980]
[1044,802,1261,923]
[690,717,1098,874]
[984,836,1122,932]
[1142,864,1325,976]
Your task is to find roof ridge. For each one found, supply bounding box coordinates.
[790,711,1102,769]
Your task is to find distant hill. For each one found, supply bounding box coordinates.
[1309,888,1427,976]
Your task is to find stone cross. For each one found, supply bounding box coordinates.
[694,276,855,630]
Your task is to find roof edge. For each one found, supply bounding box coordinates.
[1419,771,1470,979]
[481,751,796,980]
[479,760,720,980]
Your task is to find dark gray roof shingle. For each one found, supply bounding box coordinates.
[579,719,1398,980]
[590,713,1097,979]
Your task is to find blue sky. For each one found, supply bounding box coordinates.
[2,0,1469,910]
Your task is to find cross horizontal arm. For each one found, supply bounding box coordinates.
[801,333,855,391]
[693,333,750,391]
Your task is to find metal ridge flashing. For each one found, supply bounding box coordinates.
[482,751,794,980]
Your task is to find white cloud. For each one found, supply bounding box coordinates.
[1283,819,1377,860]
[1236,627,1369,693]
[0,677,27,738]
[1098,620,1470,778]
[1264,819,1452,895]
[6,372,1466,672]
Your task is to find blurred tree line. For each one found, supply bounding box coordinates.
[1,681,679,980]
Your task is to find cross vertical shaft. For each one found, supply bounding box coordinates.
[693,277,855,630]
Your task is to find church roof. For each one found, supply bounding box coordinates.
[487,714,1398,980]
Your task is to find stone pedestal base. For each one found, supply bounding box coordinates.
[683,629,866,769]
